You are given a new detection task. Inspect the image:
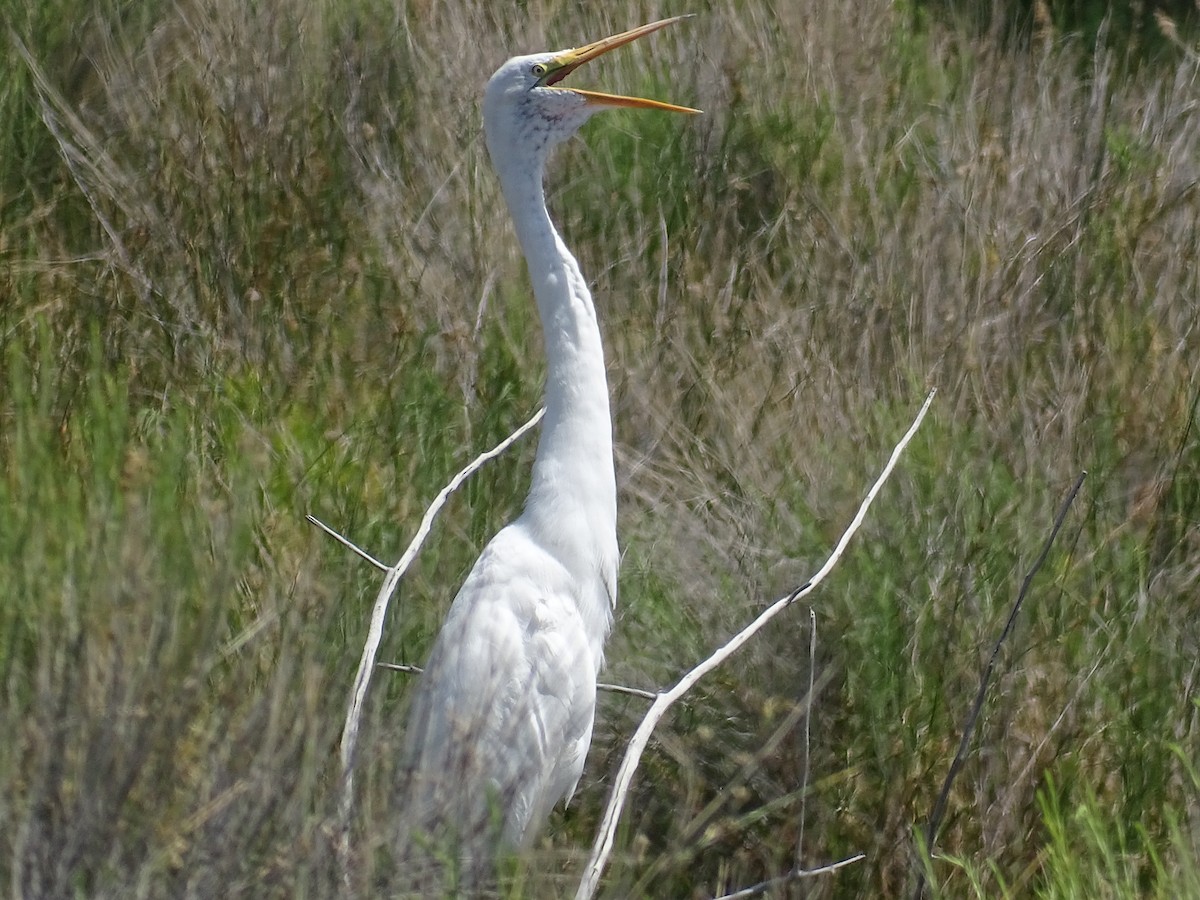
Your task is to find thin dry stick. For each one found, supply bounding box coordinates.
[306,514,387,571]
[335,406,545,870]
[376,661,659,700]
[796,607,817,871]
[376,662,425,675]
[712,852,868,900]
[575,388,936,900]
[596,682,660,701]
[912,469,1087,900]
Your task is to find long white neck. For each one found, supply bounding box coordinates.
[495,155,618,626]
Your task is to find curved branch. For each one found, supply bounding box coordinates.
[575,389,936,900]
[332,407,545,872]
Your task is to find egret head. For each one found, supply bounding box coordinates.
[483,17,700,169]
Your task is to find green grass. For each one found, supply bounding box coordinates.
[2,0,1199,896]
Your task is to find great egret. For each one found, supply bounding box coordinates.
[396,16,698,882]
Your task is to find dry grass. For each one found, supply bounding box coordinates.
[2,0,1198,896]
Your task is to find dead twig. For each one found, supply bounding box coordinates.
[376,661,658,700]
[912,469,1087,900]
[325,406,544,882]
[711,853,868,899]
[575,388,936,900]
[796,608,817,871]
[306,515,387,571]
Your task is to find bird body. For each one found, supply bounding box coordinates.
[396,18,697,881]
[401,523,603,839]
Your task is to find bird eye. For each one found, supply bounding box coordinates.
[531,63,547,78]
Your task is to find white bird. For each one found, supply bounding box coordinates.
[397,16,698,884]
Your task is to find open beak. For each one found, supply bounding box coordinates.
[541,16,701,115]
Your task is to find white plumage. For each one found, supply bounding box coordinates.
[396,18,697,882]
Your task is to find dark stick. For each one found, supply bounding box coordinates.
[912,470,1087,900]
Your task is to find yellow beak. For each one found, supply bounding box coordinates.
[542,16,702,115]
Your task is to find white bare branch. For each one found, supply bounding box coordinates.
[574,389,935,900]
[334,406,545,869]
[376,660,659,700]
[712,853,868,899]
[306,514,388,571]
